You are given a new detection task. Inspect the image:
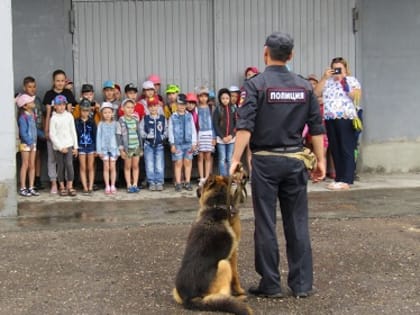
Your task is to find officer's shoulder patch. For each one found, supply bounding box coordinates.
[266,87,306,103]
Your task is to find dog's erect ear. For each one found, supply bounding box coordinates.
[231,162,247,184]
[231,181,247,206]
[196,186,202,199]
[230,162,248,206]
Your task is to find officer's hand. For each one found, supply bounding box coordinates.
[311,160,326,183]
[229,159,240,176]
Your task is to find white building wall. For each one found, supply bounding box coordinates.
[359,0,420,172]
[0,0,17,216]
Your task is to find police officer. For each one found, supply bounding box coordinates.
[230,32,326,298]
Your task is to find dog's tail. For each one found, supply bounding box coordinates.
[184,295,252,315]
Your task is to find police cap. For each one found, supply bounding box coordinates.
[265,32,294,53]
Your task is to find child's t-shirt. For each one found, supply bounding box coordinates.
[126,117,140,150]
[43,89,77,116]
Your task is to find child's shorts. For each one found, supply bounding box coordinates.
[100,151,118,161]
[171,144,193,161]
[19,143,36,152]
[78,145,95,155]
[126,146,142,158]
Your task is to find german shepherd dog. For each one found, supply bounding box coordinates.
[172,164,252,315]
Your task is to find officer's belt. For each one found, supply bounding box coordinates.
[253,147,317,171]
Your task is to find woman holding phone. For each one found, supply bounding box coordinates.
[314,57,362,190]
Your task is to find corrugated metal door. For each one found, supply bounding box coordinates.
[73,0,356,95]
[73,0,214,96]
[213,0,357,88]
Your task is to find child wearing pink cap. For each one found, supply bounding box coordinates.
[16,94,40,197]
[244,66,259,79]
[147,74,164,102]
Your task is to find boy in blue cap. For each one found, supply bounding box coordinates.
[102,80,120,120]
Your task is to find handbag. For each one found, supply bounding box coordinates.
[351,89,363,131]
[352,115,363,132]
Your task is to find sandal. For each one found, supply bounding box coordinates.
[59,189,68,196]
[68,188,77,197]
[327,182,350,191]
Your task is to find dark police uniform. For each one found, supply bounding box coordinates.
[236,34,325,296]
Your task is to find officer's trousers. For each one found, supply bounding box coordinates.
[251,154,313,294]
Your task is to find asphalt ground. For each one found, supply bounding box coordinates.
[0,175,419,315]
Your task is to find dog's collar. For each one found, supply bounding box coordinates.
[210,204,238,217]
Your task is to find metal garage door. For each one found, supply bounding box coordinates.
[72,0,214,96]
[213,0,357,88]
[72,0,357,96]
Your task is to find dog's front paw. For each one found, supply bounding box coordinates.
[232,287,246,297]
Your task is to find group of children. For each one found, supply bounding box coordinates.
[16,70,242,197]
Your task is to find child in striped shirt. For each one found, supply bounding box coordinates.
[117,99,143,193]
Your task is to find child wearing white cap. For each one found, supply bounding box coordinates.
[196,86,216,186]
[140,80,164,116]
[97,102,120,194]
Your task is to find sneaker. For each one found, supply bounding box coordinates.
[105,186,111,195]
[27,187,40,196]
[127,186,133,193]
[132,185,140,193]
[184,182,193,191]
[19,188,31,197]
[175,183,183,192]
[156,184,163,191]
[110,186,117,194]
[149,184,156,191]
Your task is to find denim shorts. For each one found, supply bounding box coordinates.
[100,151,118,161]
[78,145,95,155]
[171,144,194,161]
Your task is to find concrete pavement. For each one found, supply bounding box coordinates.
[16,172,420,204]
[0,173,419,315]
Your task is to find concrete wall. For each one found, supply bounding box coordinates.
[0,0,17,217]
[12,0,73,98]
[359,0,420,172]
